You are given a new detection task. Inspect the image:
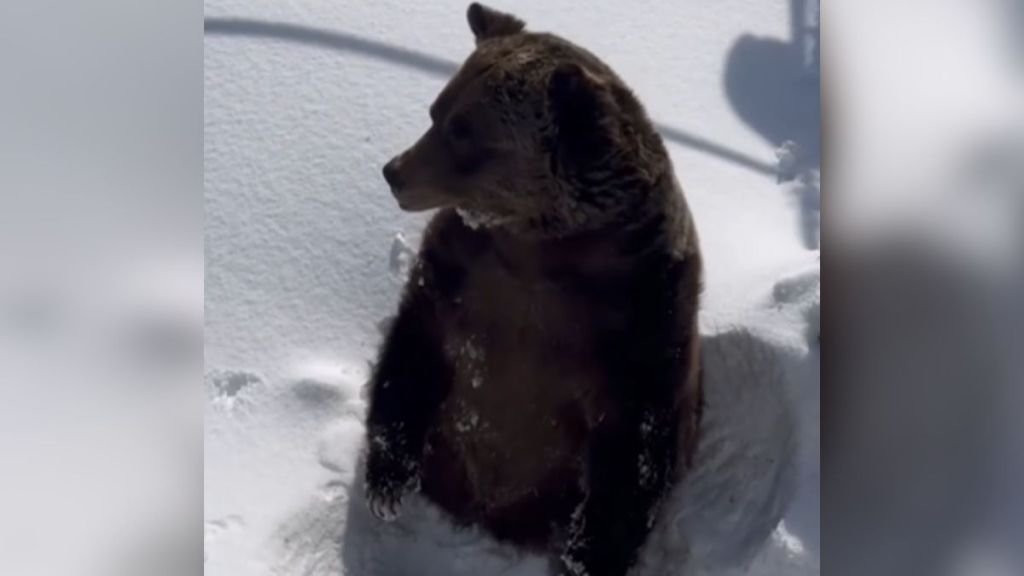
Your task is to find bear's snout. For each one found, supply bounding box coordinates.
[382,156,403,188]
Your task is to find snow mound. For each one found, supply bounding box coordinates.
[207,259,819,576]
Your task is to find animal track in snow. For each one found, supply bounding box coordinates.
[291,378,346,407]
[204,515,246,563]
[772,264,821,345]
[285,359,369,420]
[772,270,818,306]
[318,479,350,503]
[206,370,262,411]
[206,514,246,534]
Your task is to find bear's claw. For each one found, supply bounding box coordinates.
[367,491,402,522]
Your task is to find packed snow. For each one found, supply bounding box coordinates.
[204,1,820,574]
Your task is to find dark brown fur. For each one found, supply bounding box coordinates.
[365,5,703,575]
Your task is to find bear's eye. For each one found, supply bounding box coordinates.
[446,114,474,143]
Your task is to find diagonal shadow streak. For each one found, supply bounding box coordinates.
[205,17,459,77]
[205,17,776,176]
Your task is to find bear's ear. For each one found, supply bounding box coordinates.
[548,63,601,107]
[548,63,610,130]
[548,63,615,167]
[467,3,525,44]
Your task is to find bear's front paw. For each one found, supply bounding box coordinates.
[364,432,420,522]
[365,463,419,522]
[367,483,408,522]
[558,536,628,576]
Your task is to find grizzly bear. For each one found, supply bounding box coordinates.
[363,4,703,575]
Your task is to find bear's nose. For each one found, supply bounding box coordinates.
[382,157,402,188]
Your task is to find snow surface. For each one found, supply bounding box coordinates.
[204,1,820,574]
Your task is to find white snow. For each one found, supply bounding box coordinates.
[204,1,820,574]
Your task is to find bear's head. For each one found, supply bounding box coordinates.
[382,3,668,237]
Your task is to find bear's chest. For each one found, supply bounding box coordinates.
[442,256,604,400]
[432,256,615,505]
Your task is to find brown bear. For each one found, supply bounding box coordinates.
[363,4,703,575]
